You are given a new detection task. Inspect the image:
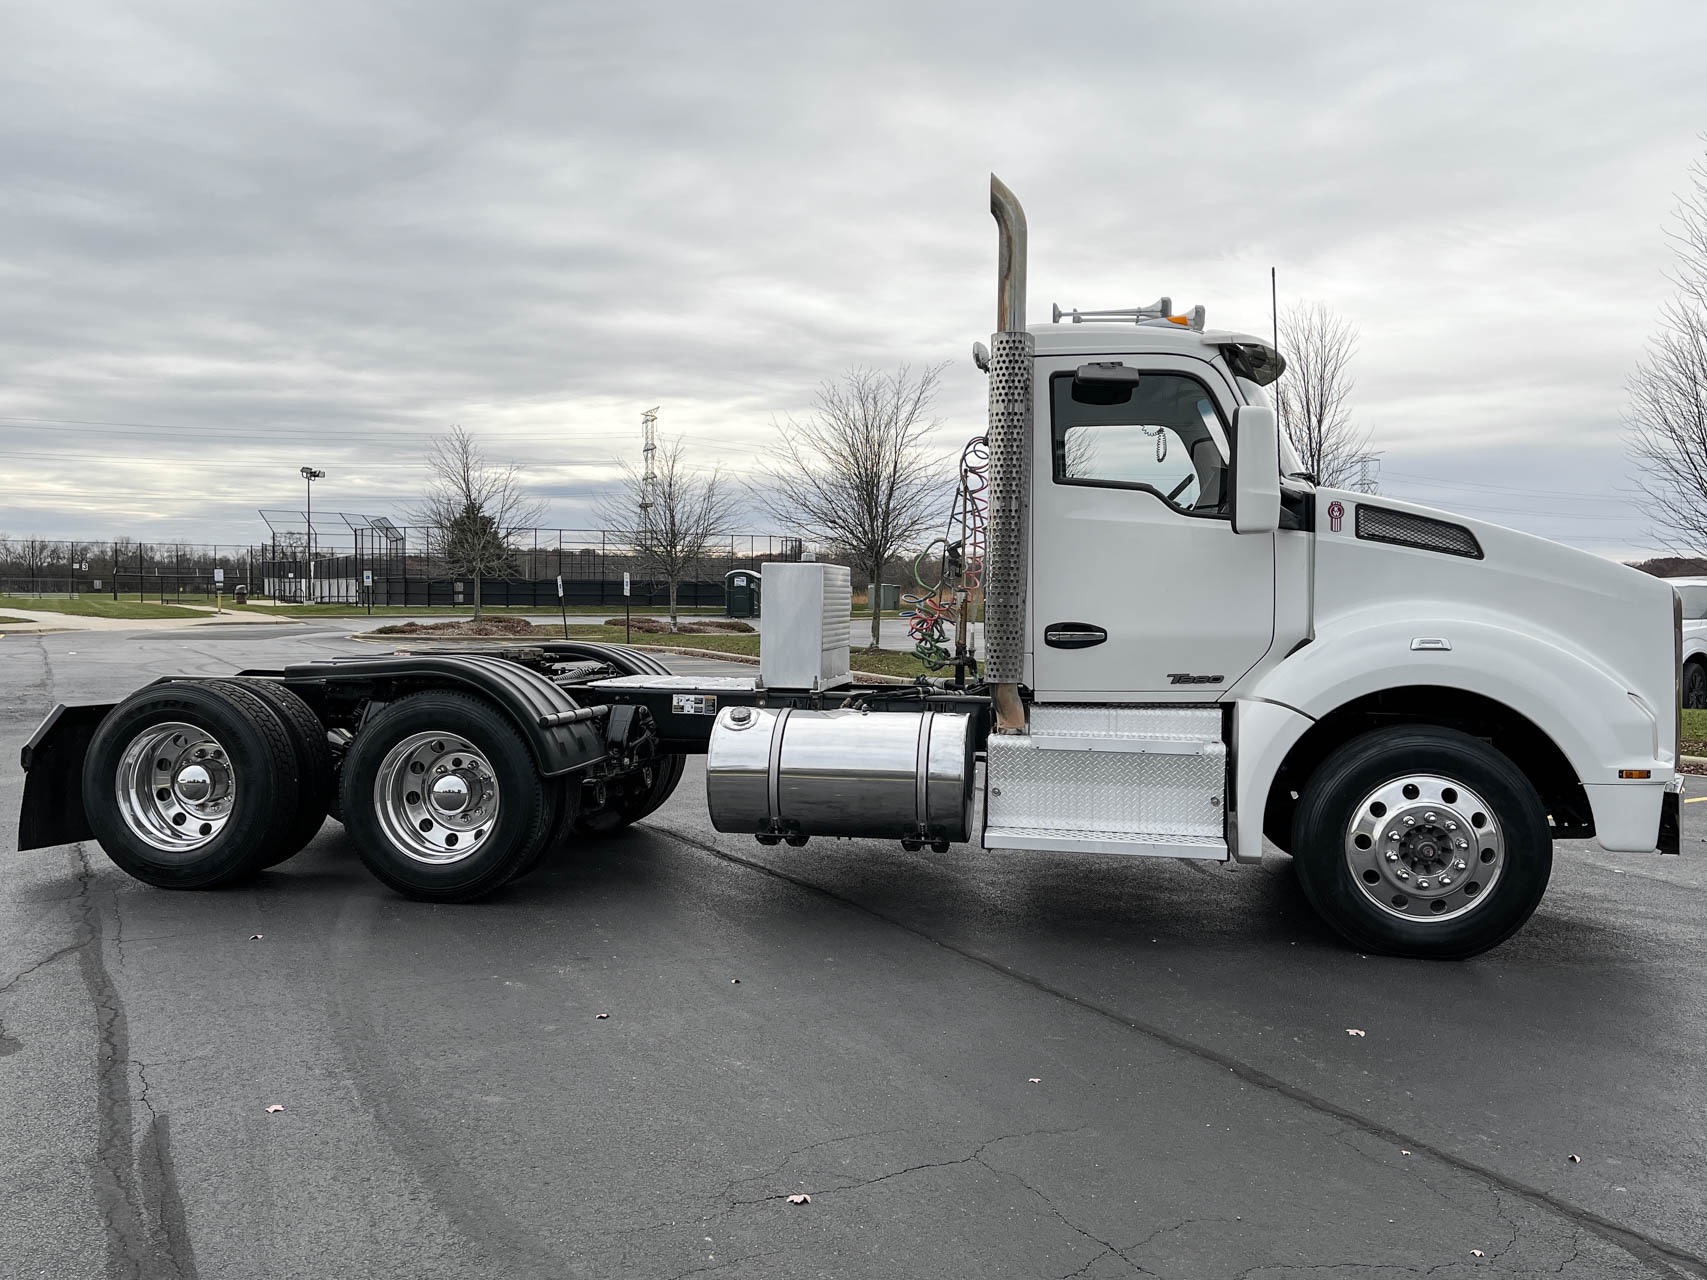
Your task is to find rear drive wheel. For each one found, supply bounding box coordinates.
[340,690,557,902]
[215,679,332,865]
[82,682,300,888]
[574,754,685,836]
[511,777,587,881]
[1291,726,1552,959]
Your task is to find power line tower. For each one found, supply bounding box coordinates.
[1352,453,1382,495]
[640,406,659,511]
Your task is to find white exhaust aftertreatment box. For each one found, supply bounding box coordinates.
[759,562,852,691]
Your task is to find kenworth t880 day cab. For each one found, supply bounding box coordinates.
[16,177,1683,959]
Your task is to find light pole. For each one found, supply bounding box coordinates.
[300,466,324,603]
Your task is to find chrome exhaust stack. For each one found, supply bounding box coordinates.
[985,175,1032,733]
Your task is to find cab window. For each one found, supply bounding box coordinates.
[1050,370,1228,513]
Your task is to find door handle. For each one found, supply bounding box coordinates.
[1045,623,1107,649]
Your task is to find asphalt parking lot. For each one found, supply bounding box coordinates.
[3,624,1706,1279]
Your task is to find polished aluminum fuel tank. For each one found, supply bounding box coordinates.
[706,706,974,844]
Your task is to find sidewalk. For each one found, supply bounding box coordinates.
[0,605,298,633]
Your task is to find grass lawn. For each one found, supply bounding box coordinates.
[229,602,734,618]
[378,621,937,679]
[231,601,909,620]
[0,616,33,625]
[0,594,206,620]
[1682,707,1707,757]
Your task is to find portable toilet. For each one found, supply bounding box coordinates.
[725,568,761,618]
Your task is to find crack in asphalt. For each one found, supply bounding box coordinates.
[699,1126,1151,1279]
[0,937,91,995]
[71,843,198,1280]
[655,823,1707,1280]
[716,1124,906,1202]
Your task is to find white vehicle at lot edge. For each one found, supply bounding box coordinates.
[1670,577,1707,707]
[15,176,1682,960]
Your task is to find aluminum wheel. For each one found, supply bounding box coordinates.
[373,731,501,865]
[114,722,237,857]
[1343,773,1505,923]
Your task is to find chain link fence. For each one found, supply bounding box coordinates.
[0,529,809,609]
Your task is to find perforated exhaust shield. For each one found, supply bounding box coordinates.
[983,329,1034,684]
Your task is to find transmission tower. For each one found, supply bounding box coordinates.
[640,406,659,510]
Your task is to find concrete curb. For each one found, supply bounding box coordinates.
[1684,755,1707,767]
[347,633,918,685]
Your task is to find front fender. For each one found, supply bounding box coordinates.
[1242,613,1670,785]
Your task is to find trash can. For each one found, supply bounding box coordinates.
[234,585,249,605]
[725,569,761,618]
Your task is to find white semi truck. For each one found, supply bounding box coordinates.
[17,177,1682,959]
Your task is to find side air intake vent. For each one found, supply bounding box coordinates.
[1354,505,1483,560]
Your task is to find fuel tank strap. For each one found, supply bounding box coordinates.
[765,707,792,832]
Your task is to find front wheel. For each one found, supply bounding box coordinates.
[1291,726,1552,959]
[340,691,558,902]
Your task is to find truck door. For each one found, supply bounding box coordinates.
[1029,354,1276,699]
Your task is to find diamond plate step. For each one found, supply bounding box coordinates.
[1028,705,1221,753]
[984,730,1226,849]
[981,828,1228,859]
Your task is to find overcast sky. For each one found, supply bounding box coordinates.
[4,0,1706,558]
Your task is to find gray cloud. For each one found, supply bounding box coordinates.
[2,0,1704,558]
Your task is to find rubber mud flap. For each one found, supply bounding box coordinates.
[1659,786,1681,855]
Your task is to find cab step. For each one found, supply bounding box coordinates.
[981,706,1228,860]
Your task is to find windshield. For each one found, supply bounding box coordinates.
[1235,377,1307,480]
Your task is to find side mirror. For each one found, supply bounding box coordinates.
[1230,405,1281,534]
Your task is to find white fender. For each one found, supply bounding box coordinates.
[1232,610,1673,859]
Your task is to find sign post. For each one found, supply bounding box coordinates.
[556,574,568,639]
[363,569,374,617]
[623,571,632,644]
[213,567,225,613]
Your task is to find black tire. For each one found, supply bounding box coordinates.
[216,679,332,865]
[574,754,685,836]
[82,681,301,889]
[327,753,346,824]
[340,690,558,902]
[510,777,587,881]
[1291,726,1552,960]
[1686,661,1707,710]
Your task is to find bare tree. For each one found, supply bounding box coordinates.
[17,537,61,593]
[407,425,546,617]
[1630,149,1707,550]
[756,364,949,648]
[1276,301,1369,489]
[595,436,735,631]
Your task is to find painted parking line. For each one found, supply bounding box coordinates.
[1686,795,1707,804]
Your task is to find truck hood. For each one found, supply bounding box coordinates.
[1310,488,1677,748]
